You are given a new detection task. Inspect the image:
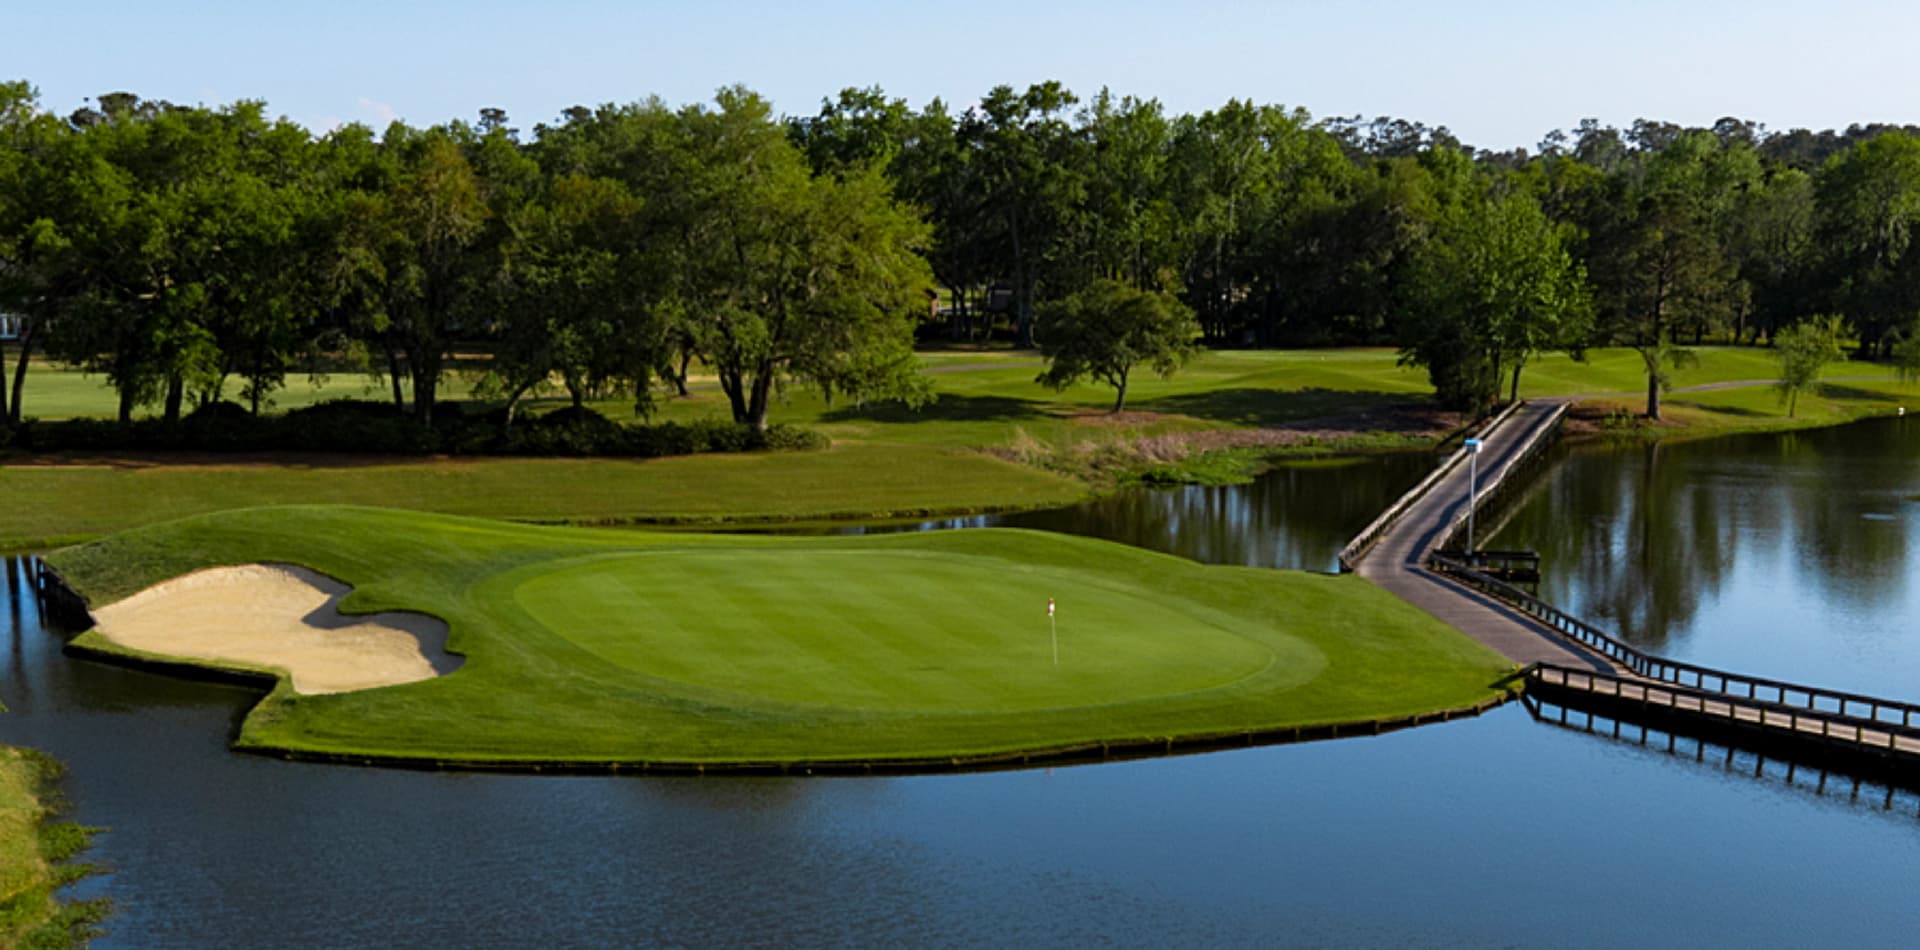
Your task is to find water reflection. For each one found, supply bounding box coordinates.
[1493,417,1920,694]
[9,424,1920,945]
[801,453,1437,573]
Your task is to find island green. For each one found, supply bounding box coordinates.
[48,505,1514,769]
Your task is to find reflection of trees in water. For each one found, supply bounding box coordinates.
[999,454,1435,572]
[1496,440,1732,651]
[1493,421,1916,655]
[4,559,29,708]
[1789,421,1916,610]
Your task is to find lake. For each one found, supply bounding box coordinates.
[4,421,1919,947]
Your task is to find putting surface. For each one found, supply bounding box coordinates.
[48,506,1513,768]
[513,550,1282,711]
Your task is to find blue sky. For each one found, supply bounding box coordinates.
[12,1,1915,149]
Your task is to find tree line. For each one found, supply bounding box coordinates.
[6,79,1920,435]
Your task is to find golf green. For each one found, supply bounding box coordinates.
[47,505,1514,769]
[511,550,1284,711]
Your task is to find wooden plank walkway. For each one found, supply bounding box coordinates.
[1350,400,1608,669]
[1531,665,1920,757]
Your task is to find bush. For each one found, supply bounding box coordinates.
[762,424,830,452]
[282,399,436,453]
[182,401,271,449]
[3,398,828,460]
[507,407,628,456]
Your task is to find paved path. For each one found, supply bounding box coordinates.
[1353,402,1614,670]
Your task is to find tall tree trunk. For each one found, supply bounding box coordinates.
[673,349,692,397]
[746,365,773,431]
[117,386,135,426]
[411,351,440,426]
[9,323,31,425]
[1645,368,1661,421]
[1112,371,1129,413]
[501,380,533,436]
[1489,351,1503,412]
[1509,361,1525,405]
[718,367,749,424]
[1016,284,1034,348]
[386,344,406,410]
[163,374,185,424]
[250,343,265,416]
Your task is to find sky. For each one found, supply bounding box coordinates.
[11,1,1918,151]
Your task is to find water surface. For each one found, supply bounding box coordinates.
[5,428,1920,947]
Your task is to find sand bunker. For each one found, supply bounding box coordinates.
[91,564,461,695]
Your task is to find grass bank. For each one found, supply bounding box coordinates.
[0,442,1087,551]
[0,747,106,948]
[48,506,1515,769]
[5,348,1914,549]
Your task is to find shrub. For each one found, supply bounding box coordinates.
[283,399,436,453]
[3,398,828,460]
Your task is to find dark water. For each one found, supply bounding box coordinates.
[5,431,1920,947]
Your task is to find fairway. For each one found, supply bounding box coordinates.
[47,505,1515,769]
[512,550,1286,711]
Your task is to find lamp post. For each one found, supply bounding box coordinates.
[1464,438,1484,556]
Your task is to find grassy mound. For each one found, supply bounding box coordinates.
[48,506,1513,769]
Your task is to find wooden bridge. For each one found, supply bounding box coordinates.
[1340,399,1920,780]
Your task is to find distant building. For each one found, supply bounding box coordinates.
[0,314,21,341]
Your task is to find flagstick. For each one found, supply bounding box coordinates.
[1050,613,1058,667]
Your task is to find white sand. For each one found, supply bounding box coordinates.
[91,563,460,695]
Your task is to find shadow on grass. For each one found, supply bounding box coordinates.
[1133,388,1428,427]
[1674,402,1772,418]
[820,394,1049,425]
[1819,383,1906,403]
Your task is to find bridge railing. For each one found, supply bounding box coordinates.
[1336,399,1526,572]
[1431,401,1568,555]
[1433,554,1920,730]
[1525,663,1920,750]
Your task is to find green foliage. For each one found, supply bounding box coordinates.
[1035,280,1201,411]
[1773,315,1847,416]
[12,77,1920,438]
[10,399,828,459]
[1397,152,1590,410]
[1815,133,1920,354]
[1894,333,1920,385]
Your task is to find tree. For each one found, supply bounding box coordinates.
[1397,151,1589,410]
[1814,132,1920,356]
[1587,131,1749,418]
[336,121,519,424]
[484,172,658,430]
[666,88,935,429]
[959,83,1085,346]
[1773,315,1845,416]
[1035,279,1200,412]
[1078,90,1176,290]
[0,79,72,427]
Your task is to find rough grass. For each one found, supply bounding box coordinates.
[6,347,1913,550]
[0,442,1087,551]
[47,506,1515,768]
[0,748,106,948]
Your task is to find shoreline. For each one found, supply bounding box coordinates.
[37,512,1518,776]
[55,614,1524,776]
